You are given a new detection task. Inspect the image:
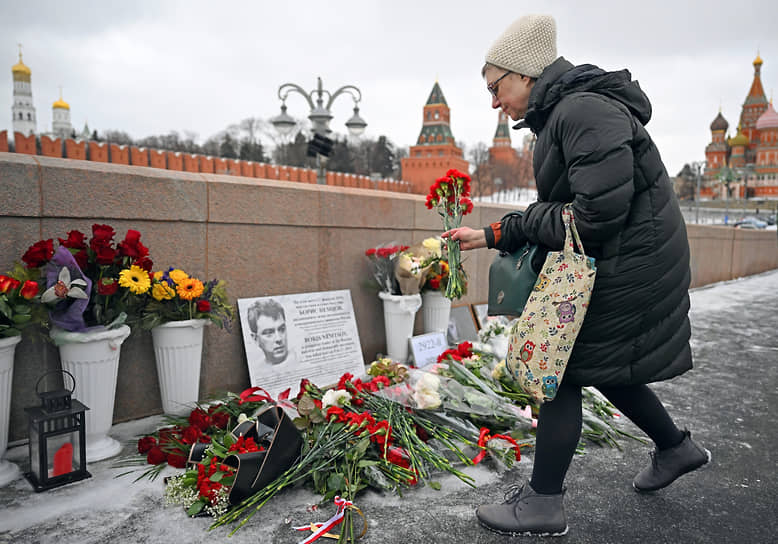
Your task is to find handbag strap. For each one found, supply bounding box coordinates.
[562,205,587,256]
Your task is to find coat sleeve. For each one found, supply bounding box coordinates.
[520,94,635,250]
[484,213,527,252]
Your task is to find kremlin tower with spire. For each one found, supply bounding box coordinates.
[401,81,469,194]
[703,54,778,198]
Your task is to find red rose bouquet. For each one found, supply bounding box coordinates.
[137,267,234,330]
[19,224,154,332]
[425,169,473,299]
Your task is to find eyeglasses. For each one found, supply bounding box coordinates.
[487,71,512,98]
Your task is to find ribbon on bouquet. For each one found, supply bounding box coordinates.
[293,496,367,543]
[238,386,296,410]
[472,426,522,464]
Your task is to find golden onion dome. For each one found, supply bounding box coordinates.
[728,126,750,147]
[753,54,763,67]
[52,97,70,110]
[12,56,31,77]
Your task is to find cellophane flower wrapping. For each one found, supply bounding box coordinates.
[364,243,408,295]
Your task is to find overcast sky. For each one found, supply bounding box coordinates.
[2,0,776,176]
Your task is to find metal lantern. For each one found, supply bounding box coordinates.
[24,370,90,492]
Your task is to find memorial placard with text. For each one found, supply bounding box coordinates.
[238,290,365,397]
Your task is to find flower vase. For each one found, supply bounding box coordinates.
[378,292,421,363]
[151,319,208,416]
[51,325,131,462]
[0,335,22,486]
[421,290,452,334]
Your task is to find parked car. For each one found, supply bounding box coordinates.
[733,217,768,229]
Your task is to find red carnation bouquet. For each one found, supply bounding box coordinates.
[425,169,473,299]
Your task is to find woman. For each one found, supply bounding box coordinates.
[443,14,710,537]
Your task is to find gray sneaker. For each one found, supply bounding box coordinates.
[633,430,711,492]
[476,482,568,537]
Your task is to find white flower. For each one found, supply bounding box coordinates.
[412,372,441,410]
[422,237,442,257]
[40,267,88,304]
[237,413,249,424]
[491,360,508,381]
[322,389,351,408]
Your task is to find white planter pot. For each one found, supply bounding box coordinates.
[421,290,452,334]
[52,325,131,462]
[379,292,421,363]
[0,335,22,486]
[151,319,207,416]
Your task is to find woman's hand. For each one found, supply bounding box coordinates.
[441,227,487,251]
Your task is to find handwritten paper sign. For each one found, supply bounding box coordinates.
[238,290,365,397]
[409,332,448,368]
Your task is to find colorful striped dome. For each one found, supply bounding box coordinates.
[756,102,778,130]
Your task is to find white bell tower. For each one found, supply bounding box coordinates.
[11,45,37,136]
[52,87,72,139]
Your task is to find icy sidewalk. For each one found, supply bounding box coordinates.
[1,269,777,543]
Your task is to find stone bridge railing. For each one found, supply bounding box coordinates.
[2,153,776,442]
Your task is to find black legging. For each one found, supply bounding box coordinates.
[529,381,685,495]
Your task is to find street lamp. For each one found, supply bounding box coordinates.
[691,160,706,224]
[271,77,367,184]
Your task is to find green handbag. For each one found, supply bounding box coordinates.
[487,212,539,317]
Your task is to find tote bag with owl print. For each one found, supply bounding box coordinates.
[506,205,597,404]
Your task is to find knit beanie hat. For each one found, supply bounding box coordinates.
[485,14,557,78]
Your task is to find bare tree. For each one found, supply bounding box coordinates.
[468,142,491,199]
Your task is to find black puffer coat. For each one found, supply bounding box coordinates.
[486,57,692,386]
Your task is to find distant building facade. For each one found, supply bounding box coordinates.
[401,81,469,194]
[703,55,778,199]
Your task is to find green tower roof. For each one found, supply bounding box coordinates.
[426,81,447,106]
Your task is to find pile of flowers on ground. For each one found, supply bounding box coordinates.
[123,342,641,539]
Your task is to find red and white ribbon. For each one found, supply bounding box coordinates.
[472,426,522,464]
[293,496,353,544]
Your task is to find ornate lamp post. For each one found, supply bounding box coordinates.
[271,77,367,184]
[691,160,706,224]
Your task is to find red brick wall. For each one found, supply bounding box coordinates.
[183,154,199,172]
[64,139,86,160]
[166,152,183,171]
[213,158,228,175]
[14,132,36,155]
[40,135,62,157]
[89,141,109,162]
[130,147,149,166]
[0,130,7,152]
[227,159,241,175]
[241,161,255,177]
[199,156,215,173]
[110,144,130,164]
[149,149,166,169]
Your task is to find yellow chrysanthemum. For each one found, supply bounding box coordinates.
[151,282,176,301]
[176,278,204,300]
[168,268,189,285]
[153,270,165,281]
[118,266,151,295]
